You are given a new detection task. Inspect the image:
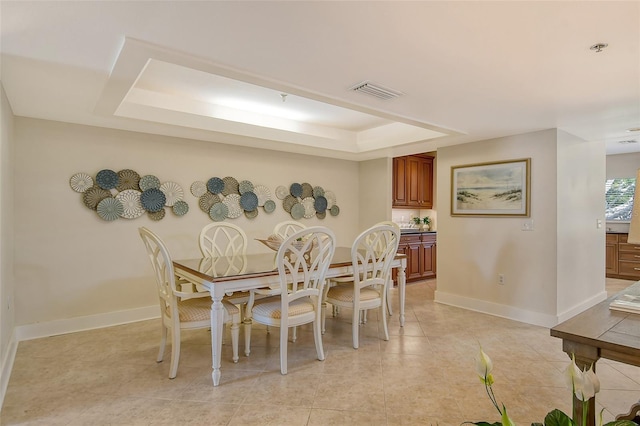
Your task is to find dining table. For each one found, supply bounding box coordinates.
[173,247,407,386]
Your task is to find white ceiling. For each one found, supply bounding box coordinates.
[1,1,639,161]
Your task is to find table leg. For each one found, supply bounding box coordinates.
[210,289,226,386]
[563,341,600,426]
[398,259,406,327]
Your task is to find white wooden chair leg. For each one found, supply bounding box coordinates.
[157,324,167,362]
[243,318,252,357]
[280,325,288,375]
[314,315,325,361]
[169,327,180,379]
[292,326,297,342]
[352,309,360,349]
[231,318,240,363]
[321,302,326,334]
[386,278,393,316]
[381,304,389,341]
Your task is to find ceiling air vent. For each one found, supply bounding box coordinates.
[618,140,638,144]
[350,81,404,100]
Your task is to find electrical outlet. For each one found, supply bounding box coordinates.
[498,274,505,285]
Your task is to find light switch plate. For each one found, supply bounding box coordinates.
[522,219,534,231]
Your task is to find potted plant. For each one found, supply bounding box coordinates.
[422,216,431,231]
[412,216,422,228]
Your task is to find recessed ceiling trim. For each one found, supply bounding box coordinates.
[94,38,460,159]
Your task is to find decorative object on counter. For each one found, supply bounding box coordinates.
[451,158,530,217]
[193,176,274,221]
[422,216,431,231]
[412,216,422,228]
[280,182,339,220]
[70,169,189,221]
[256,234,315,259]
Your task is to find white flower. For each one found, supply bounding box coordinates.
[564,355,600,401]
[475,347,494,385]
[580,364,600,400]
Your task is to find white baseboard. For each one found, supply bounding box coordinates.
[14,305,159,342]
[434,290,560,328]
[0,330,18,414]
[556,290,608,324]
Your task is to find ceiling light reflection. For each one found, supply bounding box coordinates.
[215,98,310,122]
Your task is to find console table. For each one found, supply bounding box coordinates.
[550,281,640,426]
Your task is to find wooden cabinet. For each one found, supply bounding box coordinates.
[393,155,433,208]
[606,233,640,280]
[420,233,437,279]
[606,234,618,275]
[393,232,437,284]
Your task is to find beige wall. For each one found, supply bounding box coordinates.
[1,84,16,402]
[434,129,606,327]
[13,118,361,330]
[556,130,606,315]
[358,157,392,229]
[607,152,640,179]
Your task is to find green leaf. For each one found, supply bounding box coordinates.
[544,409,574,426]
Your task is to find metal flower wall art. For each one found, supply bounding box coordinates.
[70,169,189,221]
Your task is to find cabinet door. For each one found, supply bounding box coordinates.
[392,157,408,207]
[406,156,434,208]
[406,240,422,281]
[406,156,422,207]
[605,234,618,276]
[418,157,434,209]
[420,235,437,279]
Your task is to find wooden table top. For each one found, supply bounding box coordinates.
[550,281,640,367]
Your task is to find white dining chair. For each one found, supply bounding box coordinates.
[245,226,336,374]
[324,220,399,328]
[272,220,306,342]
[322,223,400,349]
[138,227,241,379]
[273,220,306,239]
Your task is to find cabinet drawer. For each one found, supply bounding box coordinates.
[400,235,421,244]
[619,252,640,262]
[421,234,436,244]
[618,261,640,278]
[606,234,619,244]
[619,243,640,253]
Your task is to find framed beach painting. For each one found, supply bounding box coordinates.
[451,158,530,217]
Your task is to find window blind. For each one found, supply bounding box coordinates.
[605,178,636,221]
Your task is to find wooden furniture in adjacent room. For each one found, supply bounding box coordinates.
[606,233,640,280]
[551,281,640,426]
[393,155,434,208]
[393,232,436,283]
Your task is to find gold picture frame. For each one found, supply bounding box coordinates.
[451,158,530,217]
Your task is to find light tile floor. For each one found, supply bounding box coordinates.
[2,279,639,425]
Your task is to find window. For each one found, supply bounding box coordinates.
[605,178,636,221]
